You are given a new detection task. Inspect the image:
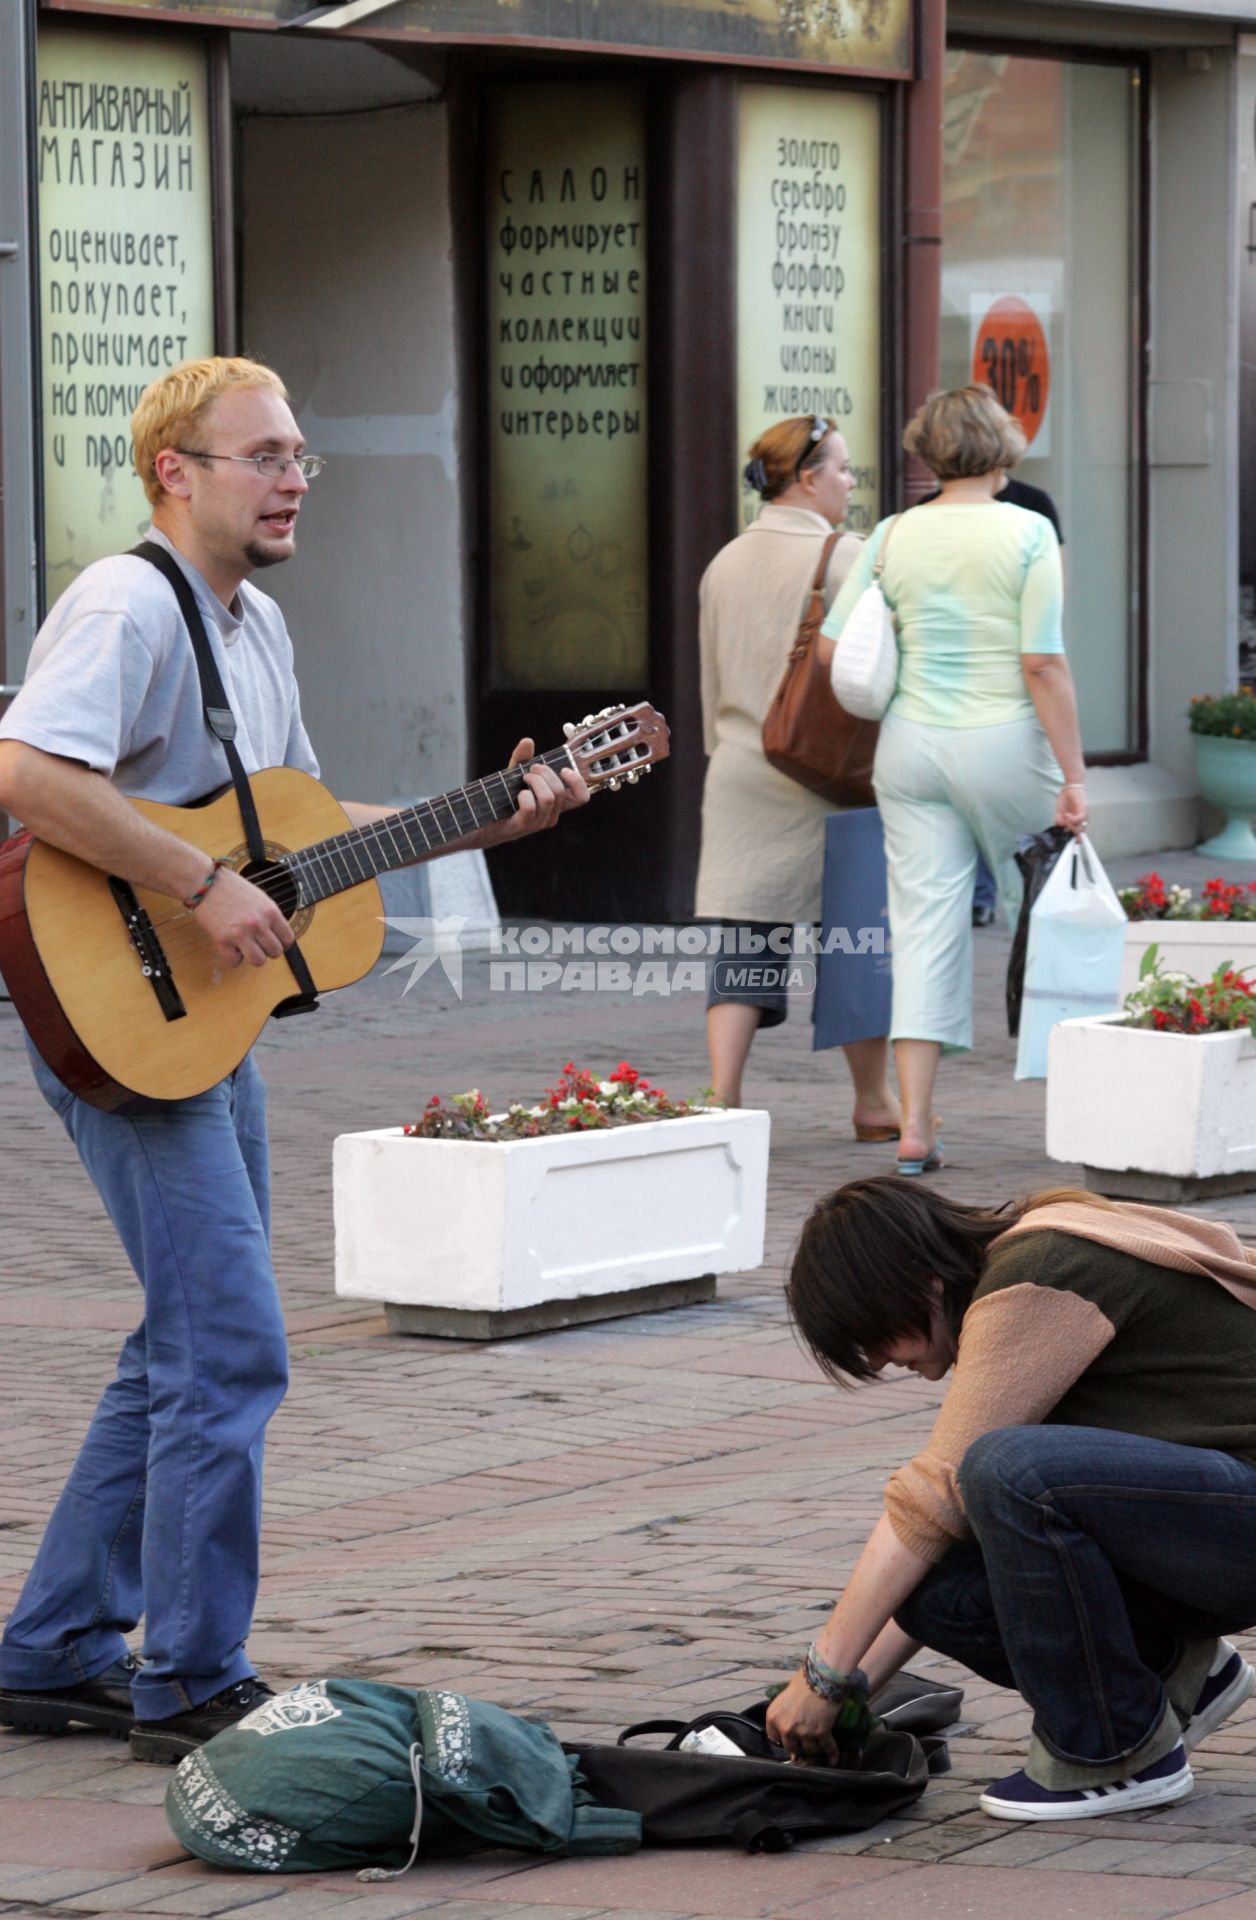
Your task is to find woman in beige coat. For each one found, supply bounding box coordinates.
[695,415,898,1133]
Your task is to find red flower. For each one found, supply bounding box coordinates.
[1203,879,1243,918]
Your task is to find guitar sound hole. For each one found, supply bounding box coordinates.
[242,859,301,923]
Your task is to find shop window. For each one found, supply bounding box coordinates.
[485,80,648,692]
[735,83,883,531]
[941,50,1141,755]
[36,22,216,608]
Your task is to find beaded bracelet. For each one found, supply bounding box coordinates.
[182,858,226,912]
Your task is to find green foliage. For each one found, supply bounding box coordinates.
[1124,947,1256,1035]
[1188,690,1256,741]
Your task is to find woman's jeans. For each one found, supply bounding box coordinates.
[895,1425,1256,1785]
[0,1042,289,1721]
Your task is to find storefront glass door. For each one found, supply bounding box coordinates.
[941,49,1142,756]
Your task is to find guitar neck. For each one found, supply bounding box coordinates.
[283,746,574,906]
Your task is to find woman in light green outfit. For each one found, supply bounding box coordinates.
[820,386,1087,1174]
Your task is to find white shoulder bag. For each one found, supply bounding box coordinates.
[830,515,901,721]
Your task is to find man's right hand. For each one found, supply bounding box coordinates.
[192,865,295,970]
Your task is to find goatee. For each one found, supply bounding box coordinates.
[244,539,292,570]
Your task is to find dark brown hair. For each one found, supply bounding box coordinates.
[786,1178,1115,1386]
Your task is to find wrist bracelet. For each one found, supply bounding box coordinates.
[807,1645,852,1685]
[802,1644,869,1705]
[1062,781,1087,791]
[182,859,226,912]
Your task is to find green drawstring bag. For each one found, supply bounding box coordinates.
[165,1678,639,1876]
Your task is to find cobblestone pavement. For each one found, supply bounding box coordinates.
[2,849,1255,1920]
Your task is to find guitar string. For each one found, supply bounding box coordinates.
[144,753,565,930]
[140,736,645,935]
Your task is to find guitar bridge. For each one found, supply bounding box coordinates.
[107,877,187,1023]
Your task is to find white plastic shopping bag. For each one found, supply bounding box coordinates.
[1014,833,1126,1080]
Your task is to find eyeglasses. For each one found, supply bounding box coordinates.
[795,415,830,479]
[176,450,325,480]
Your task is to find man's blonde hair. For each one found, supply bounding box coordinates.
[131,356,289,506]
[902,384,1027,481]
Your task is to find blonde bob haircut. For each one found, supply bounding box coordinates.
[131,356,289,507]
[902,384,1026,482]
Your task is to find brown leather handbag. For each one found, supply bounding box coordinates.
[761,531,880,808]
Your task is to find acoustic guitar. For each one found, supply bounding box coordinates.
[0,702,669,1113]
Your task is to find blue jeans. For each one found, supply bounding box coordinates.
[0,1042,289,1720]
[895,1426,1256,1779]
[973,852,997,916]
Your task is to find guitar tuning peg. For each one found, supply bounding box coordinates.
[580,713,593,728]
[626,769,639,785]
[608,776,621,792]
[563,722,576,740]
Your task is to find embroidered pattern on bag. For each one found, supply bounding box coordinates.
[169,1749,301,1870]
[428,1690,472,1782]
[236,1679,342,1737]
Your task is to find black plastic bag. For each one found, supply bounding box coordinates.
[1007,825,1073,1037]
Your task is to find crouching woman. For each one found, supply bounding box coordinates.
[765,1178,1256,1820]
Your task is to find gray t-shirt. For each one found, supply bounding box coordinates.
[0,526,319,805]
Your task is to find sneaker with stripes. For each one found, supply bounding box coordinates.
[1182,1641,1256,1753]
[979,1743,1193,1822]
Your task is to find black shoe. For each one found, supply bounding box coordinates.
[972,903,996,928]
[0,1652,141,1740]
[129,1676,275,1766]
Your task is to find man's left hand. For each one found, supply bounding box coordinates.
[481,737,590,845]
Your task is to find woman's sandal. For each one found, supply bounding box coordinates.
[896,1140,945,1176]
[853,1114,941,1145]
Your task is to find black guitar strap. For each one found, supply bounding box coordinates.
[130,540,319,1011]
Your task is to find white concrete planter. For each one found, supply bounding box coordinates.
[333,1108,771,1337]
[1046,1011,1256,1199]
[1121,920,1256,1000]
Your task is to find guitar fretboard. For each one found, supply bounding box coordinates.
[283,746,573,906]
